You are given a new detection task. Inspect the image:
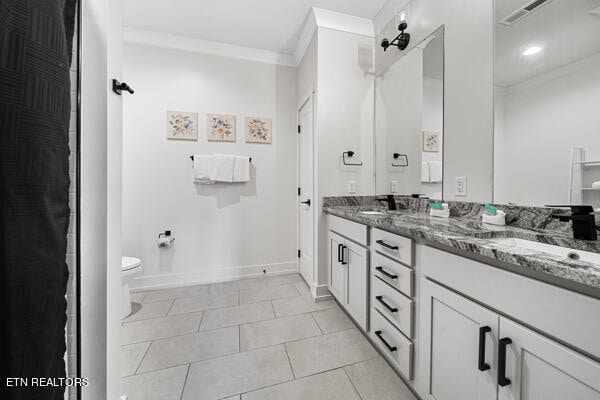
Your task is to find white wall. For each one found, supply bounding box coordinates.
[376,0,494,202]
[375,47,423,195]
[122,43,298,289]
[494,55,600,206]
[80,0,122,398]
[421,81,443,196]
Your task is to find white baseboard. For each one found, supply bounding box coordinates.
[129,261,298,291]
[313,283,332,302]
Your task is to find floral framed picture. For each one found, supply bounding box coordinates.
[423,131,440,152]
[207,114,236,142]
[166,110,198,140]
[245,117,272,144]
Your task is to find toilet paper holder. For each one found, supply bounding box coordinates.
[157,230,175,248]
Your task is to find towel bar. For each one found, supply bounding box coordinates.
[190,155,252,162]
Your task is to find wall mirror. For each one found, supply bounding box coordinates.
[375,26,444,199]
[494,0,600,207]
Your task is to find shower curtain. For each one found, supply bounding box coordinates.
[1,0,77,399]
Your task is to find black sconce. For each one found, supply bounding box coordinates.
[381,21,411,52]
[342,151,363,166]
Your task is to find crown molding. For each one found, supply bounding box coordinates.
[123,28,297,67]
[293,7,375,64]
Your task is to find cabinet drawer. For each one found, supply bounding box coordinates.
[372,251,413,297]
[370,309,413,380]
[329,215,368,246]
[372,276,414,338]
[372,228,413,266]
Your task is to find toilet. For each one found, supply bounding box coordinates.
[121,256,143,319]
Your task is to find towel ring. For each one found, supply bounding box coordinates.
[342,151,363,166]
[391,153,408,167]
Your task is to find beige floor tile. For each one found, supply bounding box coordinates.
[122,365,188,400]
[312,307,355,334]
[209,278,267,295]
[242,369,360,400]
[285,329,378,378]
[240,313,321,351]
[138,326,239,373]
[294,280,311,294]
[182,345,293,400]
[123,299,173,322]
[239,283,300,305]
[344,358,417,400]
[169,292,238,315]
[265,273,304,287]
[199,301,274,331]
[121,341,151,377]
[122,312,202,344]
[143,284,211,303]
[272,294,335,317]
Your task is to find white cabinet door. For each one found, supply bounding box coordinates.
[498,317,600,400]
[346,240,368,330]
[420,279,498,400]
[328,231,346,303]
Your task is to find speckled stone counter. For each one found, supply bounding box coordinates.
[323,196,600,298]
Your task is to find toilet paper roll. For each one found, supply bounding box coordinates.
[592,181,600,189]
[157,236,175,248]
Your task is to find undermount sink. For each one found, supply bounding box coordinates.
[490,238,600,265]
[358,210,387,216]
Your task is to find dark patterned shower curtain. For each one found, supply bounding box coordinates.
[1,0,77,399]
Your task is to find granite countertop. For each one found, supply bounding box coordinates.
[324,204,600,297]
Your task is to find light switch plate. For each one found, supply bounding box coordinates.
[455,176,467,196]
[347,180,356,194]
[390,180,398,193]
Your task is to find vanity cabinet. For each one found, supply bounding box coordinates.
[419,250,600,400]
[328,216,369,330]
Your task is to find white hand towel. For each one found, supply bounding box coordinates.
[210,153,235,182]
[233,156,250,182]
[428,161,442,183]
[193,154,215,184]
[421,161,430,183]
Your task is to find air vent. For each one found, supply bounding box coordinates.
[499,0,553,25]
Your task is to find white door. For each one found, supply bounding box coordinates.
[328,231,345,303]
[498,317,600,400]
[346,240,368,330]
[420,279,498,400]
[298,96,314,287]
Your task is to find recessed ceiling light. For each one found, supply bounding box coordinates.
[523,46,542,56]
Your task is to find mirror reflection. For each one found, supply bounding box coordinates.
[375,27,444,198]
[494,0,600,207]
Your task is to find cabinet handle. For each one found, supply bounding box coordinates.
[374,330,397,352]
[498,338,512,387]
[375,266,398,280]
[376,240,399,250]
[375,296,398,313]
[478,326,491,371]
[337,244,343,263]
[341,245,348,265]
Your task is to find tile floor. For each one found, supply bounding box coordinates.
[121,273,417,400]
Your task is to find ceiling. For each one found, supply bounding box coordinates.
[495,0,600,87]
[122,0,390,55]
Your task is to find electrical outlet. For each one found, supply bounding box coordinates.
[455,176,467,196]
[390,180,398,193]
[347,180,356,194]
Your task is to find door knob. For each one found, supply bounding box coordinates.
[301,199,311,206]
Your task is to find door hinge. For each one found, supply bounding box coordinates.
[297,249,301,258]
[298,187,301,196]
[297,125,301,134]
